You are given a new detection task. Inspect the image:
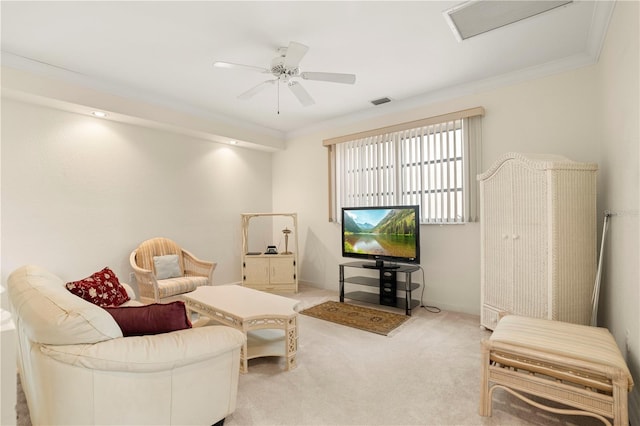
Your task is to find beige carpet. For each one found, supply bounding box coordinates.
[300,301,410,335]
[15,284,604,425]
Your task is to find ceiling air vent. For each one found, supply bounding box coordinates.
[371,97,391,106]
[444,0,573,42]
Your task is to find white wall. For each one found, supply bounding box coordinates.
[596,1,640,422]
[1,98,273,288]
[1,98,276,424]
[274,64,600,315]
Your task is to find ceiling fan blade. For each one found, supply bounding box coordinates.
[288,81,315,106]
[213,61,269,73]
[238,80,275,100]
[283,41,309,69]
[300,72,356,84]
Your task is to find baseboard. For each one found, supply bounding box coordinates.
[297,280,322,289]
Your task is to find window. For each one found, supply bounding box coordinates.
[325,107,484,224]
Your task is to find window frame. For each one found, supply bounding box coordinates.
[324,107,484,224]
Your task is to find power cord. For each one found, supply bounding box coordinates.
[417,265,441,313]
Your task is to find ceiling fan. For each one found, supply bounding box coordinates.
[213,41,356,110]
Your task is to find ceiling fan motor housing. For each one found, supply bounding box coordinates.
[271,55,299,80]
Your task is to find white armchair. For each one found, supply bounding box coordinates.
[130,237,216,303]
[8,265,245,426]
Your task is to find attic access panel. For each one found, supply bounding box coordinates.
[444,0,573,41]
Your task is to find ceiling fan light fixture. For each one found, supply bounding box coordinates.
[444,0,573,41]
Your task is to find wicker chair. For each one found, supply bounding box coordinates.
[130,237,216,303]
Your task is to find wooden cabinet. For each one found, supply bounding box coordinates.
[478,153,597,330]
[243,255,296,292]
[241,213,298,293]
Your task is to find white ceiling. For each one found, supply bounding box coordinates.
[1,1,614,146]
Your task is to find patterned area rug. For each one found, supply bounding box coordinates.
[300,301,409,335]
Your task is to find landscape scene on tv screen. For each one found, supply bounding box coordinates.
[343,208,417,259]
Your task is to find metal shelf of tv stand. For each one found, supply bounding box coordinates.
[339,261,421,316]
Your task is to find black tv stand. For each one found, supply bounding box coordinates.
[361,263,378,269]
[361,260,400,270]
[339,261,421,316]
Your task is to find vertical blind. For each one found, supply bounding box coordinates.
[325,107,484,224]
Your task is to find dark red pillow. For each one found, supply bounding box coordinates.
[66,267,130,307]
[103,301,192,337]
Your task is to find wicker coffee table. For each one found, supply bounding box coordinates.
[181,285,299,373]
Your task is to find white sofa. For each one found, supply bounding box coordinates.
[7,265,246,426]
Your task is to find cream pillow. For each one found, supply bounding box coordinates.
[153,254,182,279]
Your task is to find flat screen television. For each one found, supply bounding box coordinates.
[341,205,420,267]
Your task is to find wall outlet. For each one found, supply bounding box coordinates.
[129,272,136,284]
[625,329,631,353]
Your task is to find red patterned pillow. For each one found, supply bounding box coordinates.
[66,267,130,307]
[103,301,192,336]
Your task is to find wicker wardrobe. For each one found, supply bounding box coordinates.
[478,153,598,330]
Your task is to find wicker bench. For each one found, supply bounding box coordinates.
[479,315,633,426]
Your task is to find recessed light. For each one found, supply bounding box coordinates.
[91,111,107,118]
[229,140,238,145]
